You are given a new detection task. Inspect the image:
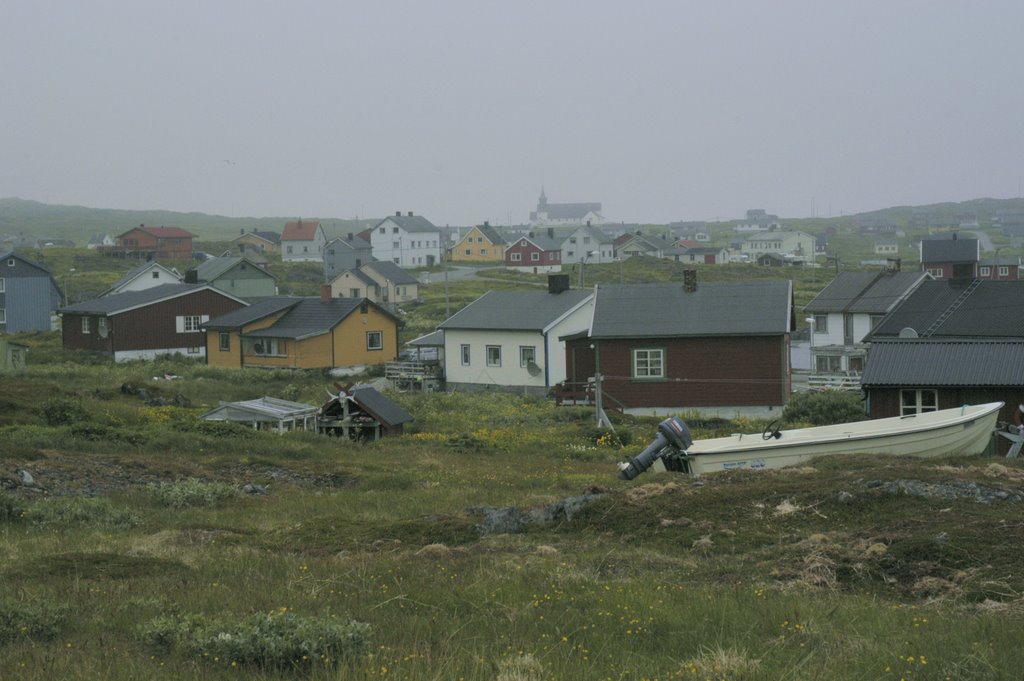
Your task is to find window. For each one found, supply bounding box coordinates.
[460,344,471,366]
[187,346,201,354]
[252,338,284,356]
[0,278,4,292]
[6,258,14,267]
[0,309,5,324]
[152,271,160,279]
[184,316,201,332]
[486,345,501,367]
[82,317,90,334]
[519,346,536,368]
[393,227,399,233]
[379,227,386,234]
[632,348,665,379]
[812,314,828,334]
[393,258,400,264]
[530,252,540,261]
[510,252,522,262]
[366,330,383,351]
[1000,266,1010,277]
[901,389,938,415]
[219,332,230,352]
[286,245,293,254]
[479,248,486,256]
[350,288,360,298]
[465,249,472,256]
[97,318,109,336]
[869,314,885,330]
[926,267,944,278]
[815,354,841,373]
[393,241,400,248]
[980,266,991,277]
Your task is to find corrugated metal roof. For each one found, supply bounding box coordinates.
[869,280,1024,339]
[862,339,1024,386]
[589,281,791,338]
[804,270,927,314]
[438,290,591,331]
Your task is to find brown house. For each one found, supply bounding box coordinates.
[60,284,247,361]
[103,225,196,260]
[561,275,794,417]
[504,230,563,274]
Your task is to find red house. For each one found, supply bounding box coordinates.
[919,235,978,280]
[60,284,247,361]
[504,229,563,274]
[104,224,196,260]
[562,274,794,417]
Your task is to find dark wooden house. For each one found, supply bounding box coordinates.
[319,384,413,440]
[561,275,794,417]
[919,234,979,280]
[102,225,196,260]
[0,251,61,332]
[60,283,247,361]
[504,230,563,274]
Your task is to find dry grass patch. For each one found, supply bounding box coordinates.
[679,645,760,680]
[624,482,681,503]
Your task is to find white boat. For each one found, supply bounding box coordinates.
[617,402,1004,479]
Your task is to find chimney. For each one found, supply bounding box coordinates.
[548,274,570,294]
[547,227,554,238]
[320,284,333,301]
[483,221,489,227]
[407,211,413,217]
[184,268,198,284]
[683,269,698,293]
[240,228,244,235]
[346,233,353,241]
[396,211,401,217]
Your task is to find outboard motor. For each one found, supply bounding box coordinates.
[617,417,693,480]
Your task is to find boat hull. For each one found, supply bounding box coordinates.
[669,402,1004,476]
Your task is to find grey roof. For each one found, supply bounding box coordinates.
[475,224,506,245]
[868,280,1024,339]
[196,256,275,282]
[0,251,53,276]
[339,268,378,288]
[363,260,418,285]
[438,290,591,331]
[921,238,978,263]
[326,234,372,250]
[542,203,602,220]
[804,271,928,314]
[244,297,394,340]
[589,281,792,338]
[375,214,439,233]
[576,224,614,244]
[203,297,302,329]
[60,283,235,315]
[350,385,413,426]
[513,233,564,251]
[862,339,1024,386]
[406,330,444,346]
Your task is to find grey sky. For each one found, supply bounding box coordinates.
[3,1,1022,225]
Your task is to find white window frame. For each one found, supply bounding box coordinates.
[82,317,91,334]
[510,252,522,262]
[980,266,991,277]
[0,277,5,292]
[219,332,230,352]
[530,252,540,262]
[97,317,109,336]
[1000,266,1010,277]
[252,338,285,356]
[366,330,383,351]
[486,345,502,367]
[812,314,828,334]
[0,308,5,324]
[519,346,536,368]
[632,348,665,379]
[460,344,471,366]
[900,389,938,415]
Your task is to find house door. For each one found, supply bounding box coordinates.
[844,314,854,345]
[427,255,435,267]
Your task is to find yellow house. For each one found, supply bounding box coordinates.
[203,295,400,369]
[450,222,506,262]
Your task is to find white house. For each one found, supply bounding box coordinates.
[741,229,815,259]
[102,261,182,296]
[281,219,327,262]
[561,224,615,264]
[437,281,593,395]
[370,212,442,268]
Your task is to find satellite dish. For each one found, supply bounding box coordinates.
[898,327,919,339]
[526,361,542,376]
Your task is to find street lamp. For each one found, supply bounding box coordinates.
[805,316,816,373]
[63,268,76,305]
[578,250,598,289]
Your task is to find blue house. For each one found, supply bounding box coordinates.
[0,252,62,332]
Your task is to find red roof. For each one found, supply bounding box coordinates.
[117,225,194,239]
[282,219,322,241]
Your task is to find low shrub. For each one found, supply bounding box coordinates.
[137,611,370,668]
[38,397,89,426]
[0,491,25,522]
[783,390,867,426]
[148,479,241,508]
[0,598,66,643]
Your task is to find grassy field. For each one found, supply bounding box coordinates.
[3,341,1024,680]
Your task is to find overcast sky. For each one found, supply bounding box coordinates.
[3,1,1022,225]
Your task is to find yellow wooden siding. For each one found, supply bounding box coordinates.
[450,227,504,262]
[331,306,398,366]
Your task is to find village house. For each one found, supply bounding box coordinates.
[187,256,277,298]
[874,238,899,256]
[60,283,248,361]
[281,219,327,262]
[450,222,506,262]
[561,223,615,264]
[561,273,794,417]
[734,209,781,232]
[504,229,564,274]
[803,267,930,376]
[978,256,1022,280]
[438,277,593,394]
[327,260,419,308]
[0,251,62,333]
[232,228,281,255]
[323,234,373,279]
[103,225,196,260]
[203,292,400,370]
[668,246,730,265]
[614,232,671,259]
[741,229,815,260]
[669,221,711,242]
[102,261,182,296]
[370,212,442,268]
[919,234,979,279]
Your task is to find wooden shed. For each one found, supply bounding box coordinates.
[318,384,413,440]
